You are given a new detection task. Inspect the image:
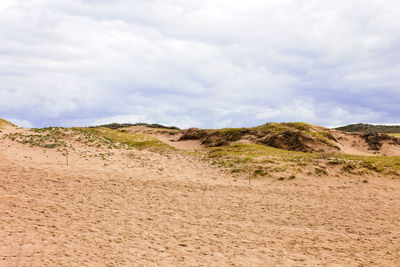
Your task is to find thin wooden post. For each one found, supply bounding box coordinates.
[248,166,251,185]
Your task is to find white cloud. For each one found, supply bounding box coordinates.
[0,0,399,128]
[5,118,33,128]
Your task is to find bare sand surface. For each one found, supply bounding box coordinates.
[330,131,400,157]
[1,126,400,266]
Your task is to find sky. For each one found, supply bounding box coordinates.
[0,0,399,129]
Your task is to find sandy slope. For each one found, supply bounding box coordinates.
[1,126,400,266]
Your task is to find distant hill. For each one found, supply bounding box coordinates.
[336,123,400,133]
[94,122,180,130]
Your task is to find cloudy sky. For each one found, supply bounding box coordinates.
[1,0,399,128]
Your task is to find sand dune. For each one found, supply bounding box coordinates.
[1,124,400,266]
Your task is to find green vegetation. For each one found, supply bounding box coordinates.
[254,122,315,133]
[336,123,400,134]
[208,122,337,148]
[209,122,317,135]
[214,127,247,134]
[74,127,176,152]
[341,154,400,174]
[2,120,399,180]
[204,143,400,178]
[97,122,180,130]
[5,127,68,149]
[72,127,121,149]
[205,143,314,176]
[188,123,399,175]
[389,133,400,138]
[32,127,65,133]
[283,122,313,131]
[208,143,312,162]
[308,131,334,144]
[3,124,175,154]
[315,167,328,175]
[254,122,298,133]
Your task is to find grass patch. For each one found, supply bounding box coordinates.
[315,167,328,175]
[254,122,336,147]
[307,131,335,145]
[5,127,68,149]
[206,143,314,176]
[32,127,65,133]
[253,166,269,177]
[208,143,314,162]
[205,143,400,178]
[283,122,313,131]
[341,154,400,173]
[254,122,315,133]
[74,127,176,152]
[254,123,297,133]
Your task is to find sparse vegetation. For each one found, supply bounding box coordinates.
[202,142,400,179]
[315,167,328,175]
[180,122,339,152]
[204,144,312,178]
[277,175,296,181]
[74,127,176,152]
[253,166,269,177]
[336,123,400,134]
[95,122,180,130]
[5,127,68,149]
[2,118,399,181]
